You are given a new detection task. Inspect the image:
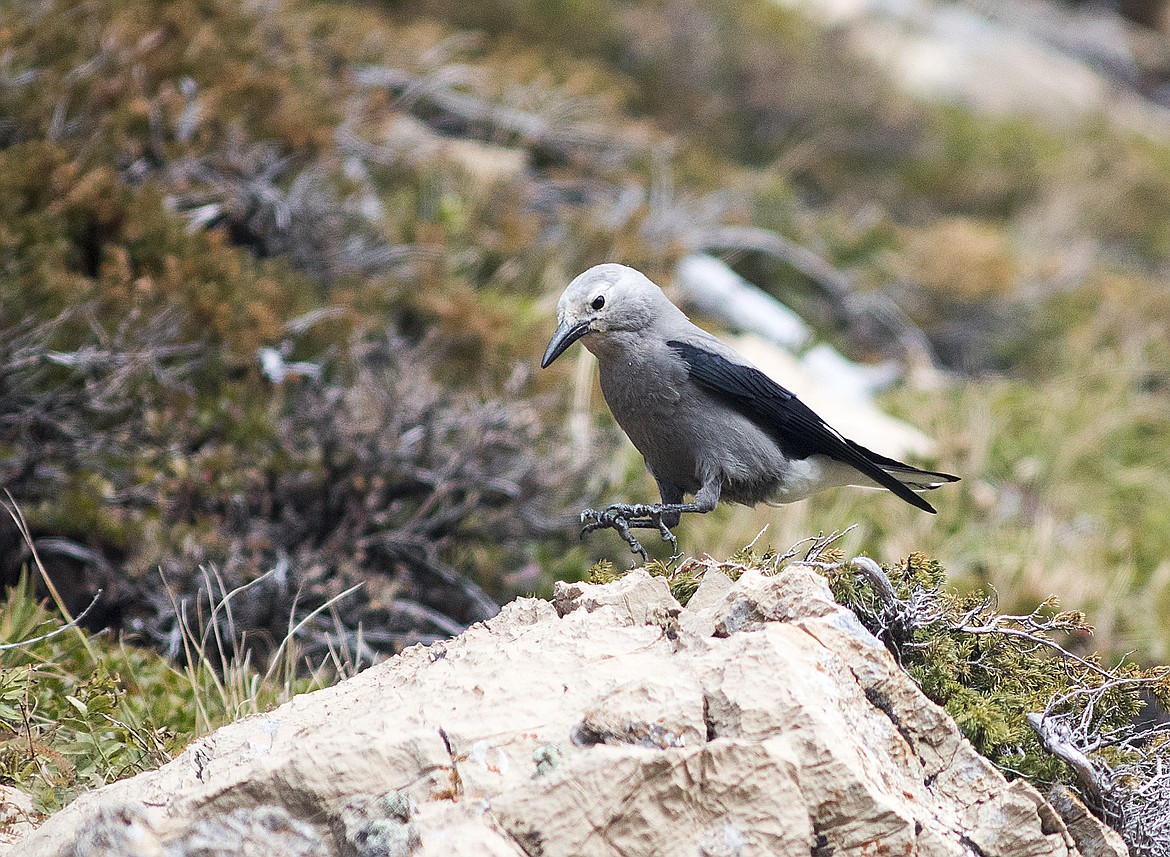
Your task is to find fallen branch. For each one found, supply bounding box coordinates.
[692,224,935,363]
[354,64,627,161]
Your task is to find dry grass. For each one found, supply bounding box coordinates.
[161,564,366,734]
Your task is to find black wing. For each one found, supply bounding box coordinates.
[667,339,946,513]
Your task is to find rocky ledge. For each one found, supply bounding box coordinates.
[9,564,1126,857]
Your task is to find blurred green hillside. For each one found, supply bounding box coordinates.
[2,0,1170,744]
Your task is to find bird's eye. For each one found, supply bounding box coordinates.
[591,295,605,310]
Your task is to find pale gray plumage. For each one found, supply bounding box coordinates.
[541,263,958,559]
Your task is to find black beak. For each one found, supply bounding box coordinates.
[541,319,591,368]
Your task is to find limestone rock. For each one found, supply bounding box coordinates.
[552,568,680,626]
[1047,787,1130,857]
[7,565,1126,857]
[0,786,39,847]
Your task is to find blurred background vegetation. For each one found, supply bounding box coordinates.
[2,0,1170,811]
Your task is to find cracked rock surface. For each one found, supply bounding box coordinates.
[9,565,1124,857]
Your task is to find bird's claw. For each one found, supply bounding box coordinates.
[656,520,679,556]
[580,505,680,563]
[578,507,608,536]
[580,507,648,561]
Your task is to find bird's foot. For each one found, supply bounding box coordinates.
[580,507,649,561]
[579,504,681,562]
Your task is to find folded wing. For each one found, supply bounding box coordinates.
[667,340,958,513]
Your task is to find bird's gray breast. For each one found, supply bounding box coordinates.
[597,345,702,491]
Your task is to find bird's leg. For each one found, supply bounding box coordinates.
[599,502,704,520]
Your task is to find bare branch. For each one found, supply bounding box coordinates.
[353,63,629,161]
[1029,674,1170,857]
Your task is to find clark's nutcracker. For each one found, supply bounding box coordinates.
[541,263,958,560]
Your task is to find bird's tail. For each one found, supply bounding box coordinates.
[879,458,959,491]
[835,438,959,513]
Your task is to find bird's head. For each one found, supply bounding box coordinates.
[540,263,665,368]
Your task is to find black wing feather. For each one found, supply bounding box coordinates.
[667,340,941,513]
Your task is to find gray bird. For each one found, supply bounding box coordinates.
[541,263,958,560]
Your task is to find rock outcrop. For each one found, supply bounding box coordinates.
[9,565,1124,857]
